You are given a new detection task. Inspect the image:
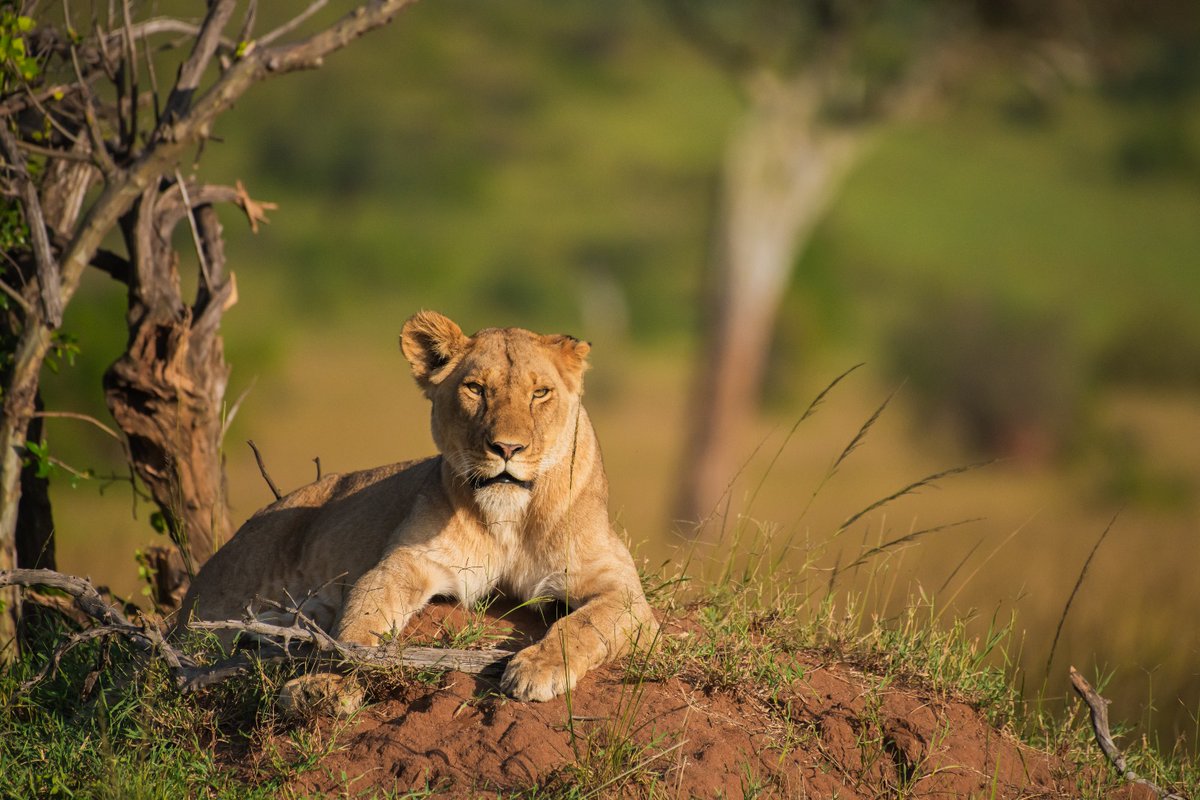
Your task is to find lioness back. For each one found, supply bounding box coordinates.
[179,457,440,639]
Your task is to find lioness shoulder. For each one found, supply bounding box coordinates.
[179,311,657,701]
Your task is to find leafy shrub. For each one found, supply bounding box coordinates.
[886,292,1085,460]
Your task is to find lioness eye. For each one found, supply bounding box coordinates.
[532,387,550,399]
[464,382,484,396]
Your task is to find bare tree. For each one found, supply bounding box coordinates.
[665,0,943,530]
[664,1,1190,532]
[0,0,418,651]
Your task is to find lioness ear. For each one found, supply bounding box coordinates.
[544,334,591,392]
[401,311,468,388]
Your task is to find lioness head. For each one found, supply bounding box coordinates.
[401,311,590,520]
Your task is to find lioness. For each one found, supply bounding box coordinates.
[179,311,657,701]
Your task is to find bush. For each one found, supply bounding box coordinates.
[886,293,1085,460]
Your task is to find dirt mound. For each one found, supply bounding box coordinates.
[231,602,1112,798]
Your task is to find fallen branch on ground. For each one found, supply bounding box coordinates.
[1068,666,1187,800]
[0,569,512,694]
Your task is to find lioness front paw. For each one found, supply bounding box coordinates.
[336,617,388,647]
[500,646,575,702]
[276,673,364,721]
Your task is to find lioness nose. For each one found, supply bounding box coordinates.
[489,441,526,461]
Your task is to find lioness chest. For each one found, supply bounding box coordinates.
[411,508,569,610]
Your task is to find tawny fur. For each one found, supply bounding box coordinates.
[178,311,658,701]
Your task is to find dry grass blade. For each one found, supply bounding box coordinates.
[800,363,865,425]
[829,382,898,477]
[1045,512,1120,680]
[743,363,864,516]
[580,740,687,800]
[936,536,985,596]
[838,461,990,535]
[842,517,983,573]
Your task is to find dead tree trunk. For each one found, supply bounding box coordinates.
[15,395,55,572]
[105,189,237,579]
[0,0,419,650]
[675,74,862,532]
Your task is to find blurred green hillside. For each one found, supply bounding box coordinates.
[39,0,1200,750]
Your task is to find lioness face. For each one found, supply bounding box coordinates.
[401,311,590,519]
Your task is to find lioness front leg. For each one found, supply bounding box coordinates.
[501,588,657,702]
[336,552,446,646]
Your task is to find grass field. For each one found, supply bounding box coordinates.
[42,331,1200,755]
[24,0,1200,763]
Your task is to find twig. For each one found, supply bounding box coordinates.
[161,0,239,122]
[33,411,122,441]
[0,277,32,315]
[237,0,259,47]
[174,169,214,289]
[220,379,255,441]
[10,139,95,163]
[259,0,329,46]
[188,619,510,674]
[0,568,186,679]
[0,569,513,696]
[1068,667,1187,800]
[121,0,141,151]
[246,439,282,500]
[21,626,120,691]
[0,125,62,326]
[67,45,118,176]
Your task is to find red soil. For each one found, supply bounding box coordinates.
[231,601,1124,798]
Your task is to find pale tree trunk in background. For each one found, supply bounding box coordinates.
[675,73,863,533]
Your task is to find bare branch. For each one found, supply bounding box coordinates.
[237,0,259,47]
[0,278,33,316]
[32,411,122,441]
[60,0,415,306]
[261,0,418,74]
[246,440,282,501]
[259,0,329,47]
[0,83,77,117]
[1069,667,1186,800]
[121,0,141,151]
[10,139,94,164]
[161,0,239,122]
[174,170,214,289]
[188,619,511,674]
[87,247,132,284]
[0,125,63,327]
[661,0,755,78]
[0,569,131,626]
[68,44,118,176]
[0,569,512,698]
[154,180,274,238]
[21,626,117,691]
[220,379,255,441]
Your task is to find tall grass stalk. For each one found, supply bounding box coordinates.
[1044,511,1121,681]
